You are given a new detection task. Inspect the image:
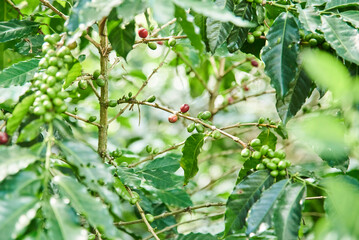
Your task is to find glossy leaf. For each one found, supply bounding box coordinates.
[17,119,43,143]
[206,0,234,53]
[155,189,193,207]
[64,62,82,89]
[340,11,359,28]
[115,0,147,23]
[0,20,39,43]
[108,20,135,60]
[262,12,300,98]
[0,171,40,199]
[236,156,261,184]
[54,175,120,239]
[257,129,277,150]
[43,197,87,240]
[0,58,39,88]
[142,169,179,189]
[6,94,35,135]
[142,153,180,172]
[67,0,123,32]
[113,178,131,201]
[15,35,44,55]
[150,0,174,24]
[0,197,39,239]
[180,133,205,185]
[297,6,320,33]
[0,145,38,181]
[273,182,306,240]
[175,6,204,52]
[224,170,273,236]
[246,179,289,234]
[325,0,359,10]
[173,0,254,27]
[276,68,313,125]
[117,166,142,188]
[321,15,359,65]
[177,232,218,240]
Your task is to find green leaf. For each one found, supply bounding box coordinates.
[224,170,273,236]
[206,0,234,53]
[173,0,255,27]
[236,157,261,184]
[297,6,320,33]
[321,15,359,65]
[43,197,87,240]
[150,0,174,25]
[0,145,38,182]
[115,0,147,23]
[175,6,204,52]
[177,232,218,240]
[64,62,82,89]
[257,129,277,150]
[17,119,44,143]
[117,166,142,188]
[142,153,180,172]
[325,0,359,10]
[180,133,205,185]
[0,171,40,199]
[142,169,180,189]
[273,182,306,240]
[15,35,44,56]
[276,68,313,125]
[67,0,124,32]
[6,94,35,135]
[228,3,250,53]
[340,11,359,28]
[54,176,120,238]
[261,12,300,98]
[0,58,39,88]
[108,20,135,60]
[246,179,290,234]
[155,189,193,207]
[113,178,131,201]
[0,20,40,43]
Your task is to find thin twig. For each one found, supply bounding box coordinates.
[150,18,177,37]
[86,78,101,100]
[135,35,187,44]
[127,188,160,240]
[305,196,326,200]
[220,122,277,131]
[108,48,171,124]
[6,0,24,17]
[222,59,248,78]
[64,112,100,127]
[128,140,186,168]
[115,202,225,226]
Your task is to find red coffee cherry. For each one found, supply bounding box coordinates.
[0,132,9,145]
[157,41,163,45]
[138,28,148,38]
[180,104,190,113]
[251,60,259,67]
[243,85,250,91]
[168,114,178,123]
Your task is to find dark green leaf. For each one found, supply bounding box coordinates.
[17,119,44,143]
[257,129,277,150]
[224,170,273,236]
[0,20,40,43]
[43,197,87,240]
[276,68,313,125]
[175,6,205,52]
[180,133,205,185]
[177,232,217,240]
[117,166,142,188]
[261,12,300,98]
[0,171,40,198]
[155,189,193,207]
[340,11,359,28]
[325,0,359,10]
[297,6,320,33]
[193,12,210,51]
[15,35,44,55]
[54,175,120,238]
[173,0,255,27]
[142,169,179,189]
[0,58,39,88]
[108,20,135,60]
[273,182,306,240]
[321,15,359,65]
[7,94,35,135]
[206,0,234,53]
[115,0,147,23]
[0,197,39,239]
[142,153,181,172]
[0,145,38,182]
[236,157,261,184]
[64,62,82,89]
[246,179,289,234]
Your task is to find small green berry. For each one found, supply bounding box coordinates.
[200,111,212,120]
[250,138,261,147]
[146,145,152,153]
[241,148,251,158]
[195,123,205,133]
[147,95,156,103]
[256,163,266,170]
[88,116,97,122]
[270,170,279,177]
[252,151,262,160]
[108,100,117,107]
[148,42,157,50]
[187,123,196,133]
[247,34,255,44]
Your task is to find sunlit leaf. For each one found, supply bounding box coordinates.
[7,94,35,135]
[0,20,39,43]
[0,58,39,88]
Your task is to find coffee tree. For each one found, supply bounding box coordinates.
[0,0,359,239]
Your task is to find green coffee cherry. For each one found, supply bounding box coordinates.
[195,123,205,133]
[145,214,155,223]
[108,100,117,107]
[241,148,251,158]
[267,149,275,158]
[148,42,157,50]
[212,130,221,139]
[271,158,280,165]
[130,197,138,205]
[247,34,255,44]
[256,25,265,32]
[200,111,212,120]
[78,80,88,90]
[309,38,317,47]
[322,42,330,50]
[93,70,101,79]
[260,145,269,155]
[63,55,73,64]
[146,145,152,153]
[253,31,262,37]
[279,169,287,176]
[250,138,261,147]
[96,78,105,87]
[252,151,262,160]
[262,158,270,166]
[187,123,196,133]
[258,117,265,124]
[168,37,176,47]
[256,163,266,170]
[274,150,286,159]
[270,170,279,177]
[285,160,291,168]
[147,95,156,103]
[153,148,159,154]
[278,160,287,170]
[88,116,97,122]
[267,162,277,170]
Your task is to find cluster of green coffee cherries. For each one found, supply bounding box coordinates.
[29,34,74,122]
[247,25,267,44]
[300,30,330,50]
[241,138,291,178]
[187,111,213,133]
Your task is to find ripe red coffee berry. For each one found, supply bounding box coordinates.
[157,41,163,45]
[168,114,178,123]
[0,132,9,144]
[138,28,148,38]
[180,104,190,113]
[243,85,249,91]
[251,60,259,67]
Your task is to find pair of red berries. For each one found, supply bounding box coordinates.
[168,104,190,123]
